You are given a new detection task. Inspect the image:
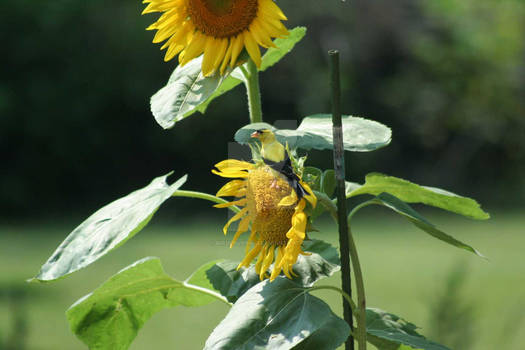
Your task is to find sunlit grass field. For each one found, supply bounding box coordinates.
[1,209,524,350]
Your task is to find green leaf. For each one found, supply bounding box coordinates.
[295,114,391,152]
[345,181,362,197]
[196,74,242,114]
[204,277,349,350]
[150,57,230,129]
[206,240,340,303]
[67,257,224,350]
[31,173,187,282]
[366,308,451,350]
[373,192,484,257]
[292,239,340,287]
[321,170,336,197]
[348,173,489,220]
[302,166,323,190]
[196,26,307,114]
[311,190,337,220]
[206,261,261,304]
[259,27,307,71]
[234,114,391,152]
[291,315,351,350]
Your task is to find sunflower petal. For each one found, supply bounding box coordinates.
[214,198,247,209]
[221,207,248,234]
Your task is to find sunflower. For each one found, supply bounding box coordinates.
[142,0,289,76]
[212,159,317,281]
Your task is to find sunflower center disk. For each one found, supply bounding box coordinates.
[246,167,295,246]
[187,0,258,38]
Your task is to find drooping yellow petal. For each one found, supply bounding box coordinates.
[249,20,276,49]
[238,240,263,269]
[179,31,206,66]
[243,31,261,67]
[278,190,297,207]
[214,198,247,209]
[202,36,220,76]
[270,246,285,281]
[229,216,250,248]
[259,245,275,280]
[301,182,317,208]
[220,39,234,75]
[221,207,248,235]
[260,0,287,21]
[255,243,268,275]
[216,180,246,197]
[215,159,254,172]
[212,38,229,75]
[211,169,249,178]
[229,35,245,67]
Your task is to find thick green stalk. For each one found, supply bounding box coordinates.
[242,60,263,123]
[329,49,357,350]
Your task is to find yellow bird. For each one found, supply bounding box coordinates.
[250,129,285,162]
[251,129,310,201]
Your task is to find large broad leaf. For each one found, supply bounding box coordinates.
[151,27,307,127]
[31,173,187,282]
[373,192,484,257]
[150,57,229,129]
[67,258,224,350]
[206,240,340,303]
[348,173,489,220]
[366,308,450,350]
[291,315,351,350]
[235,114,391,152]
[204,277,349,350]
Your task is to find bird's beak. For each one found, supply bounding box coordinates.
[251,131,260,138]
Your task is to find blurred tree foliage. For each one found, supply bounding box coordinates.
[1,0,524,220]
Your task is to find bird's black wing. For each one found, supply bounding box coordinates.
[264,156,309,200]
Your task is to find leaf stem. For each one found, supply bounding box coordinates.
[329,49,357,350]
[182,281,232,307]
[242,60,263,123]
[308,285,357,313]
[172,190,241,214]
[346,223,367,350]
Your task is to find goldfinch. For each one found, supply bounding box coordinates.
[251,129,310,201]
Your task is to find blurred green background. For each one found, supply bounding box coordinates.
[1,0,524,349]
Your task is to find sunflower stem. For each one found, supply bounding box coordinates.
[329,50,364,350]
[172,190,241,214]
[243,60,263,123]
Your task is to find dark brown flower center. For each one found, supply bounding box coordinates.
[187,0,258,38]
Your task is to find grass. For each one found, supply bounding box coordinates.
[1,208,524,350]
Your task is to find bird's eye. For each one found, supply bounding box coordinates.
[256,129,264,134]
